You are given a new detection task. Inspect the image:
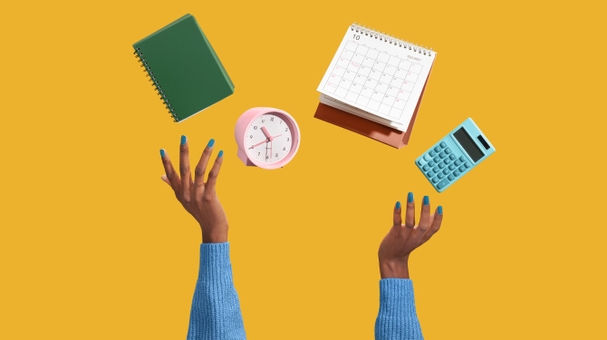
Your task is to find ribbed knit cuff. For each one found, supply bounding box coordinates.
[198,242,231,281]
[375,279,424,340]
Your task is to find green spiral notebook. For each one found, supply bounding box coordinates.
[133,14,234,122]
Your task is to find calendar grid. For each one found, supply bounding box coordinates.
[322,39,426,123]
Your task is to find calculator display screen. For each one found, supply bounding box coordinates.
[453,128,484,163]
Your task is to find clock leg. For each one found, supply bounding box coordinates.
[237,148,256,167]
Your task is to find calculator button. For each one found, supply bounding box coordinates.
[449,154,456,160]
[464,162,471,168]
[459,156,466,162]
[454,170,460,176]
[442,169,448,175]
[438,173,444,179]
[429,150,436,157]
[438,163,445,169]
[434,146,441,153]
[439,152,446,159]
[433,156,440,163]
[423,154,432,162]
[437,178,449,189]
[422,164,430,171]
[433,166,440,173]
[459,165,466,172]
[432,176,440,184]
[448,174,455,181]
[454,160,461,166]
[440,142,447,148]
[445,148,452,154]
[417,159,423,166]
[448,164,455,170]
[428,161,435,167]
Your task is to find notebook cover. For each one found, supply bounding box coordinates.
[133,14,234,122]
[314,78,428,149]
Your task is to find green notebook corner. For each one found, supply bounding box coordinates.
[133,14,234,122]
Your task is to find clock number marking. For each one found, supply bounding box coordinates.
[254,126,258,130]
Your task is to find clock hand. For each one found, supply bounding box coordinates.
[265,141,271,161]
[249,139,268,149]
[261,126,273,141]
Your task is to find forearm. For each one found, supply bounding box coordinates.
[187,243,246,340]
[375,279,423,340]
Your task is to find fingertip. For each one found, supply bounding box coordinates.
[407,192,413,203]
[438,206,443,215]
[395,201,401,210]
[181,135,187,145]
[423,195,429,206]
[207,138,215,148]
[160,149,165,158]
[218,150,224,158]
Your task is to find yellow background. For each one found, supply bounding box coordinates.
[1,0,605,339]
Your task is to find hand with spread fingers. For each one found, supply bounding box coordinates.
[378,192,444,279]
[159,136,228,243]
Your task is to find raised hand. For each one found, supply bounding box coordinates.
[159,136,228,243]
[378,193,443,278]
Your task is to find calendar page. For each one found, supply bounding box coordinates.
[317,24,436,132]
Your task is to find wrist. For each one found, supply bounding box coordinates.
[379,257,410,279]
[201,230,228,243]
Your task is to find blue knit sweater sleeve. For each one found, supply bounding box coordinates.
[375,279,424,340]
[186,242,246,340]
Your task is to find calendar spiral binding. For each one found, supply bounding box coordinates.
[351,23,433,57]
[133,48,178,122]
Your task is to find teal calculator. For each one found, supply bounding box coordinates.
[415,118,495,192]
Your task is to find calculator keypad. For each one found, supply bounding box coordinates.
[417,141,472,191]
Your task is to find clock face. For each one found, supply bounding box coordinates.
[245,113,294,165]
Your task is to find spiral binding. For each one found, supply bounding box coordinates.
[134,48,178,122]
[351,23,433,57]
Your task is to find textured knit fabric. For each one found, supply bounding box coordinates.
[375,279,424,340]
[187,243,423,340]
[186,243,246,340]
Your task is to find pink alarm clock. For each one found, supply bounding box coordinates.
[235,107,301,169]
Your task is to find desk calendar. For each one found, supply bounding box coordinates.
[317,23,435,133]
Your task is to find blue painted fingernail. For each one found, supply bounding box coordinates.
[218,150,224,158]
[207,138,215,148]
[423,196,429,206]
[407,192,414,203]
[181,135,186,145]
[395,201,401,209]
[160,149,165,157]
[438,206,443,215]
